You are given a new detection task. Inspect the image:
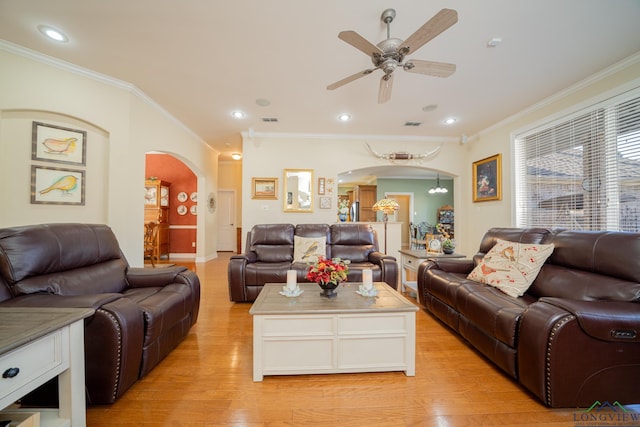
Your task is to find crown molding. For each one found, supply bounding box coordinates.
[0,39,215,152]
[240,130,458,144]
[477,50,640,139]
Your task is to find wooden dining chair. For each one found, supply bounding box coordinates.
[144,221,160,267]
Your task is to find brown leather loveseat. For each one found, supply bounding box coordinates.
[228,223,398,302]
[417,227,640,408]
[0,223,201,404]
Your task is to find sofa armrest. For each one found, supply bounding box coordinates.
[418,258,475,276]
[368,251,395,264]
[231,252,257,263]
[366,251,398,289]
[1,293,144,404]
[540,297,640,342]
[518,299,640,407]
[126,266,188,287]
[228,254,250,302]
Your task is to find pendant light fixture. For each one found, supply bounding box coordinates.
[428,174,448,194]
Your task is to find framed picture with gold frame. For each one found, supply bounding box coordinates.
[251,177,277,200]
[472,154,502,202]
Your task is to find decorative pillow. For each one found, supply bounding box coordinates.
[467,239,554,298]
[293,236,326,263]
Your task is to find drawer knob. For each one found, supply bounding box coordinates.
[2,367,19,378]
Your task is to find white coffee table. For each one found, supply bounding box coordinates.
[249,282,418,381]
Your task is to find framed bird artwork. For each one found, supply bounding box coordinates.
[32,121,87,166]
[31,165,85,205]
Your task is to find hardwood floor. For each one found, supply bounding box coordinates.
[86,253,575,426]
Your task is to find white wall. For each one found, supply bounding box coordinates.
[461,55,640,252]
[241,134,469,250]
[0,45,220,265]
[242,55,640,257]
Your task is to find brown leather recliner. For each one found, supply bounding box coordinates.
[417,227,640,408]
[228,223,398,302]
[0,223,201,404]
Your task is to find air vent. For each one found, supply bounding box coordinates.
[261,117,278,122]
[404,121,422,127]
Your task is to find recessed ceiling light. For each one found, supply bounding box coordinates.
[487,37,502,48]
[231,153,242,160]
[443,117,457,125]
[231,110,246,119]
[338,114,351,122]
[38,25,68,42]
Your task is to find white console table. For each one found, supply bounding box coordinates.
[0,307,94,427]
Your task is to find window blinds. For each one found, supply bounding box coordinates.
[515,92,640,231]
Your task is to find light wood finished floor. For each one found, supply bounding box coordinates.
[87,253,576,426]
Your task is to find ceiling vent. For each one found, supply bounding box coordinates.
[404,121,421,127]
[261,117,278,122]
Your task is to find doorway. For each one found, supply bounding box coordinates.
[217,189,237,251]
[384,192,412,248]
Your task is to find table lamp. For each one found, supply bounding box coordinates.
[372,198,399,254]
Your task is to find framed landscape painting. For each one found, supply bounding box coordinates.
[472,154,502,202]
[251,177,277,200]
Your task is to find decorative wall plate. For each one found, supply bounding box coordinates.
[207,193,216,213]
[177,205,187,215]
[177,192,188,202]
[190,205,197,215]
[190,192,197,202]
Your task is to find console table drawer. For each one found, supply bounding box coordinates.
[0,330,66,398]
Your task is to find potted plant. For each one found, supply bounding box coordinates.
[437,223,456,254]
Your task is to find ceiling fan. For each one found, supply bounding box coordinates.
[327,8,458,104]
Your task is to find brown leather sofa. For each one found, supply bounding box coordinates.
[417,227,640,408]
[228,223,398,302]
[0,223,201,404]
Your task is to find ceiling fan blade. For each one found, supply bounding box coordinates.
[399,8,458,55]
[338,30,384,57]
[378,73,394,104]
[326,68,376,90]
[403,59,456,77]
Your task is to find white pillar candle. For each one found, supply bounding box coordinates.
[286,270,297,290]
[362,269,373,290]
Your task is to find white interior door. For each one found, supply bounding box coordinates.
[217,190,236,251]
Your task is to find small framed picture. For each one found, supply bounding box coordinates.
[319,196,331,209]
[318,177,326,195]
[472,154,502,202]
[31,165,85,205]
[32,121,87,166]
[252,177,277,200]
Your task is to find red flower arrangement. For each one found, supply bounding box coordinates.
[306,256,350,285]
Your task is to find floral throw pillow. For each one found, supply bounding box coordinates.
[467,239,554,298]
[293,236,326,263]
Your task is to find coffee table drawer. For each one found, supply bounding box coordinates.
[263,316,333,335]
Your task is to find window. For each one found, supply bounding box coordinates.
[515,92,640,231]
